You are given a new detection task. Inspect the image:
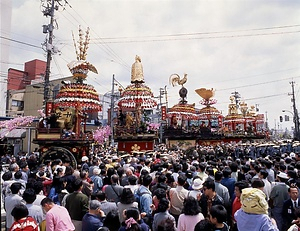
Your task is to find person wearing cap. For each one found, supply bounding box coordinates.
[81,156,89,172]
[269,171,290,231]
[82,200,106,231]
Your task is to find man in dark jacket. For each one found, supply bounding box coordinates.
[82,200,106,231]
[199,179,224,218]
[282,185,300,231]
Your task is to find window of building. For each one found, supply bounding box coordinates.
[11,100,24,110]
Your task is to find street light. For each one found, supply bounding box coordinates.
[282,109,300,139]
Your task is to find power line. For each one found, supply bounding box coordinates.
[216,75,300,92]
[93,30,300,44]
[62,1,130,71]
[92,24,300,40]
[0,36,41,49]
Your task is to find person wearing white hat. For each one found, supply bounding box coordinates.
[188,178,203,200]
[269,172,290,231]
[81,156,89,171]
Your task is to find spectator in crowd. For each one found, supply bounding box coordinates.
[262,160,275,183]
[121,168,133,186]
[102,210,120,231]
[65,179,89,231]
[92,191,117,215]
[221,168,236,201]
[169,174,189,222]
[22,188,44,224]
[197,163,208,182]
[282,185,300,231]
[13,171,26,193]
[82,200,106,231]
[81,156,89,172]
[10,204,39,231]
[32,181,46,206]
[150,174,168,194]
[90,168,103,193]
[2,171,15,198]
[19,162,29,182]
[88,158,100,177]
[251,178,265,191]
[177,196,205,231]
[214,171,230,208]
[48,176,65,205]
[235,187,278,231]
[10,163,19,179]
[194,219,214,231]
[209,205,229,231]
[199,179,224,218]
[232,181,248,228]
[124,175,139,194]
[4,182,24,230]
[80,170,93,198]
[135,174,153,218]
[117,188,139,223]
[269,171,289,231]
[152,197,176,231]
[188,178,203,199]
[152,188,167,213]
[119,207,149,231]
[41,197,75,231]
[104,174,124,203]
[286,207,300,231]
[258,169,271,200]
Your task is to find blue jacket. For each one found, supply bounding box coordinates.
[137,185,152,216]
[82,213,104,231]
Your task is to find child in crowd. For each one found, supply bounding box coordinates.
[119,207,149,231]
[209,205,229,231]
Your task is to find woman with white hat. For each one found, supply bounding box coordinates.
[188,177,203,199]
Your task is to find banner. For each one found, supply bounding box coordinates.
[161,106,167,120]
[46,102,54,116]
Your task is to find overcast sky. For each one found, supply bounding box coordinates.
[1,0,300,130]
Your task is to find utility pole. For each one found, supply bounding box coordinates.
[290,81,300,140]
[41,0,61,105]
[265,111,268,130]
[158,86,167,143]
[110,74,115,147]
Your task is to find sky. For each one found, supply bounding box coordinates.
[1,0,300,131]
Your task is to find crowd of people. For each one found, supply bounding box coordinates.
[2,141,300,231]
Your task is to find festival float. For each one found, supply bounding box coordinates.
[221,92,266,141]
[195,87,223,137]
[33,27,106,167]
[163,82,266,147]
[164,74,200,149]
[114,55,158,153]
